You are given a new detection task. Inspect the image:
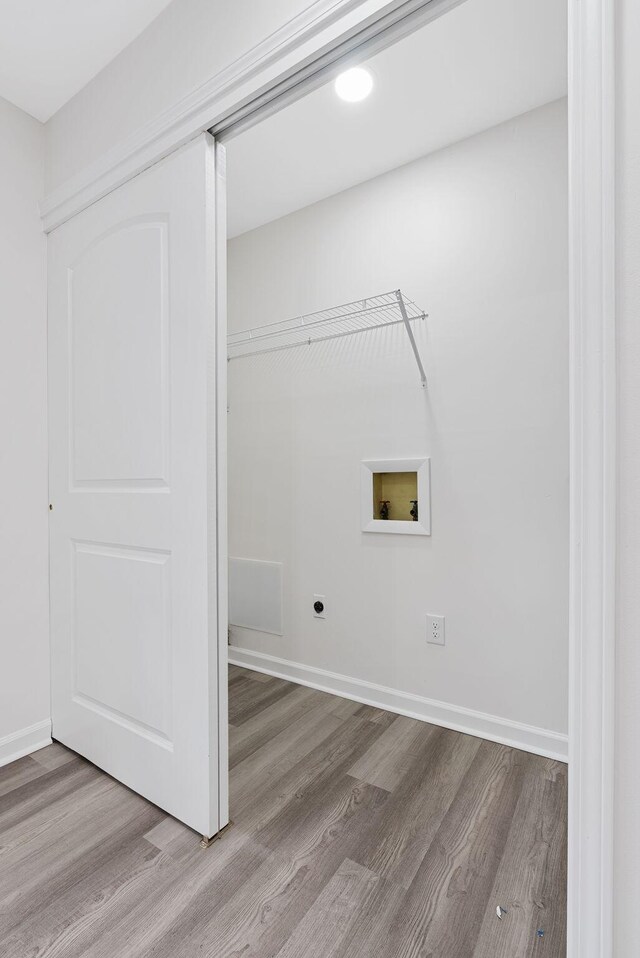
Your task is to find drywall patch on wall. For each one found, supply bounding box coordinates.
[227,99,569,737]
[229,558,284,635]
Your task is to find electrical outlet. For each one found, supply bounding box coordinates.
[313,594,326,619]
[427,614,445,646]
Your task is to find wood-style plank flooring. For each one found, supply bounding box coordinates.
[0,666,567,956]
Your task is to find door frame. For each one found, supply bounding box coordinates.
[40,1,616,954]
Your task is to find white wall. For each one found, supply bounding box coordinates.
[44,0,314,192]
[614,0,640,951]
[227,99,569,748]
[0,97,50,762]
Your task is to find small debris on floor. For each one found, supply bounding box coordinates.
[537,929,545,938]
[496,905,507,920]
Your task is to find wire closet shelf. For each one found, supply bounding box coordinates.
[227,289,428,386]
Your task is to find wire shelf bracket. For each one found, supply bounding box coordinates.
[227,289,428,387]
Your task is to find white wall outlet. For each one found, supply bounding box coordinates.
[313,595,326,619]
[427,614,445,645]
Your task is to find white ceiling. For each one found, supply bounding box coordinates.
[226,0,567,238]
[0,0,172,121]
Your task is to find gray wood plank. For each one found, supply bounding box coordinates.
[471,756,568,958]
[71,832,269,958]
[336,870,407,958]
[143,815,197,857]
[0,753,53,798]
[229,674,298,727]
[153,776,389,958]
[31,742,77,770]
[348,713,436,792]
[229,682,323,768]
[0,779,162,940]
[245,714,392,848]
[354,703,398,726]
[351,726,483,889]
[326,696,363,719]
[3,825,163,958]
[0,759,105,841]
[230,702,345,809]
[0,770,118,874]
[384,741,527,958]
[0,667,566,958]
[274,859,381,958]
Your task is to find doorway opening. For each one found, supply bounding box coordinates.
[222,0,569,951]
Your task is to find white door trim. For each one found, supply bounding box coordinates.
[41,0,617,951]
[567,1,615,955]
[211,140,229,829]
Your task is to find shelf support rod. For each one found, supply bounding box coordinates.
[396,290,427,387]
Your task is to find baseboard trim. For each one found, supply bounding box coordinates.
[0,720,52,768]
[229,647,568,762]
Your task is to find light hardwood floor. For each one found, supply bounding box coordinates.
[0,665,567,957]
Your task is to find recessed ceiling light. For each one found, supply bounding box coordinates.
[334,67,374,103]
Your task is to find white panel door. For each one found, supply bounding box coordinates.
[48,134,228,839]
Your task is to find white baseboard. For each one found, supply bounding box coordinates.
[0,720,52,768]
[229,647,568,763]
